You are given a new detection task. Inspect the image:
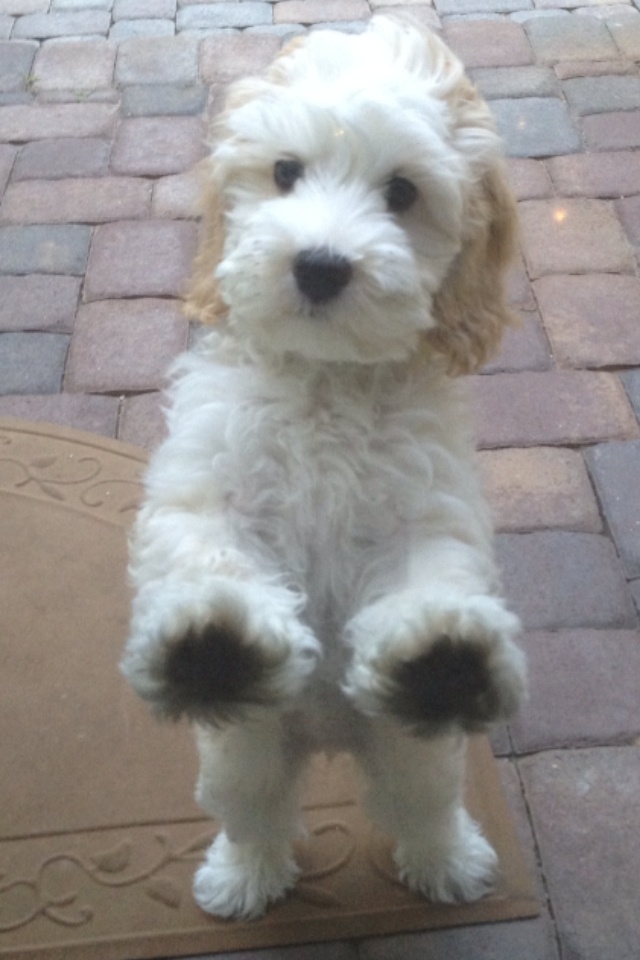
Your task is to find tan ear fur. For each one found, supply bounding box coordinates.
[183,163,228,326]
[425,156,519,376]
[183,37,310,327]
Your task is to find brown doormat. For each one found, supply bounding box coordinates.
[0,418,538,960]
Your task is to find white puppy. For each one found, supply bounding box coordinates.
[122,16,526,921]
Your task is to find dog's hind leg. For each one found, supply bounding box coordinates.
[355,716,498,904]
[192,710,306,919]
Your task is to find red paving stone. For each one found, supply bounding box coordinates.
[1,9,639,960]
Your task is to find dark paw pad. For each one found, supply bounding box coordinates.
[155,621,277,723]
[386,636,504,735]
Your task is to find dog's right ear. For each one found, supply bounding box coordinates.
[183,162,229,326]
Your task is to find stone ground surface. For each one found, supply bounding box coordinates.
[2,1,640,959]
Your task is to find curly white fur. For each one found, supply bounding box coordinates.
[122,16,526,920]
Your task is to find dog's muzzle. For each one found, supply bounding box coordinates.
[294,247,353,305]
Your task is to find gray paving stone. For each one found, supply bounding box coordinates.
[359,916,558,960]
[0,142,15,194]
[520,748,640,960]
[0,224,91,275]
[490,97,581,157]
[12,10,111,37]
[496,531,637,630]
[0,275,80,331]
[0,331,69,394]
[176,2,272,30]
[436,0,531,12]
[121,83,206,117]
[524,13,619,62]
[113,0,176,18]
[621,369,640,419]
[509,630,640,753]
[471,65,559,99]
[0,40,37,93]
[562,74,640,115]
[585,441,640,577]
[109,19,175,41]
[13,137,111,180]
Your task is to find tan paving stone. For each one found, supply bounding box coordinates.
[13,137,111,180]
[1,176,151,223]
[199,31,281,82]
[0,102,117,141]
[0,392,118,436]
[152,169,200,218]
[32,37,116,92]
[547,150,640,197]
[478,446,601,532]
[534,274,640,368]
[497,531,637,629]
[506,157,554,199]
[482,309,553,373]
[65,298,188,392]
[582,109,640,149]
[511,630,640,751]
[554,58,636,79]
[472,370,639,448]
[115,35,198,86]
[518,199,635,277]
[118,390,167,451]
[443,19,534,68]
[84,219,197,300]
[274,0,369,24]
[110,116,204,176]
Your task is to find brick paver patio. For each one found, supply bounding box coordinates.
[1,2,640,958]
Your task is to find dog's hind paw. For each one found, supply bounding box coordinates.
[122,580,320,724]
[193,832,299,919]
[395,809,498,904]
[345,594,526,736]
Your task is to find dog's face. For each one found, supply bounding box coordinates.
[188,18,518,372]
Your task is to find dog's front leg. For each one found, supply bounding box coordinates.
[192,712,306,919]
[121,505,320,725]
[356,716,498,903]
[343,534,526,736]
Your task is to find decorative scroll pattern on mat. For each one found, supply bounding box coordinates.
[0,421,145,522]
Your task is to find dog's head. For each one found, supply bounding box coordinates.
[186,17,518,373]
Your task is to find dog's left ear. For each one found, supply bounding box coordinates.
[424,87,519,375]
[183,165,228,326]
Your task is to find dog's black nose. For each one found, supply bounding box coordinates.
[294,248,353,304]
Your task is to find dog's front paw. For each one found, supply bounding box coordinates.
[122,580,320,724]
[193,832,299,920]
[395,809,498,904]
[345,595,526,735]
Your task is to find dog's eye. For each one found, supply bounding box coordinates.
[385,176,418,214]
[274,159,304,192]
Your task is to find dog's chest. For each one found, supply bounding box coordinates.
[216,368,446,602]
